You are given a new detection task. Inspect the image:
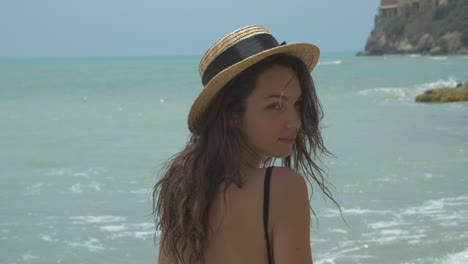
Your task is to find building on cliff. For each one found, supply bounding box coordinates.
[359,0,467,56]
[379,0,448,19]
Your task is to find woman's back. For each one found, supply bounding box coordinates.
[203,167,312,264]
[204,168,268,263]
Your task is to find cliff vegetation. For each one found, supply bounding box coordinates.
[359,0,468,55]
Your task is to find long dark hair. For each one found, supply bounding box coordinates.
[153,54,337,264]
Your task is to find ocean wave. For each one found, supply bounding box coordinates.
[402,199,445,216]
[369,220,405,229]
[322,207,391,218]
[110,231,153,240]
[23,183,50,196]
[353,195,468,248]
[40,234,60,242]
[69,215,126,224]
[358,77,459,102]
[132,222,153,229]
[68,183,83,194]
[63,181,106,194]
[318,60,343,66]
[362,229,426,245]
[402,196,468,217]
[44,167,109,178]
[67,237,107,252]
[20,254,38,261]
[429,56,448,61]
[314,245,375,264]
[129,188,152,194]
[441,248,468,264]
[102,221,155,240]
[100,225,127,232]
[419,77,458,90]
[329,228,348,234]
[88,181,103,191]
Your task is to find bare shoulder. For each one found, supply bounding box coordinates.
[270,167,308,198]
[269,167,312,264]
[269,167,309,214]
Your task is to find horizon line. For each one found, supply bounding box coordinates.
[0,51,361,61]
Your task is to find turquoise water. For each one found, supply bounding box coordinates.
[1,54,467,263]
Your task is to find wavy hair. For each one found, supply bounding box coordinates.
[153,54,337,264]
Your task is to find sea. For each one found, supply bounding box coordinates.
[1,53,467,264]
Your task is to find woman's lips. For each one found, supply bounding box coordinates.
[278,136,296,144]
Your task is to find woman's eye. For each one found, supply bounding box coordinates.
[268,103,283,110]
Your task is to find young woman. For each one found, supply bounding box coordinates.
[153,25,337,264]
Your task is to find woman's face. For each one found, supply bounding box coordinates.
[239,65,302,166]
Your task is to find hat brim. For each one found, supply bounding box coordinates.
[188,42,320,134]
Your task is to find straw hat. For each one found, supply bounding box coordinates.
[188,25,320,135]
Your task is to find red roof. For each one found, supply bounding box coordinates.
[381,0,398,6]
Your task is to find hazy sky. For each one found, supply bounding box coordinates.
[1,0,380,58]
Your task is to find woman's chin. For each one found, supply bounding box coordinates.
[271,150,293,159]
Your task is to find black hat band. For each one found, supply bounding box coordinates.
[201,34,280,86]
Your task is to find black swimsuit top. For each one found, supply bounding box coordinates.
[263,166,274,264]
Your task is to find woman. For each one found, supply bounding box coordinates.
[153,25,337,264]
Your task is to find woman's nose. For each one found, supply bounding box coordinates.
[286,108,302,129]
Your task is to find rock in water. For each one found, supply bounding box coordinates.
[415,83,468,103]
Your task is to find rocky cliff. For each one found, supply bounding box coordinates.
[358,0,468,55]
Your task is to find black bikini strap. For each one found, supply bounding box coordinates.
[263,166,274,264]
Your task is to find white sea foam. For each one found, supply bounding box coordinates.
[88,181,103,191]
[418,77,458,90]
[23,183,47,195]
[315,246,373,264]
[132,222,153,230]
[380,229,406,236]
[315,257,337,264]
[441,248,468,264]
[322,207,391,218]
[73,168,105,177]
[100,225,127,232]
[70,215,126,224]
[318,60,343,66]
[67,237,106,252]
[129,188,152,194]
[424,172,434,178]
[338,240,354,247]
[40,234,59,242]
[403,199,445,215]
[394,195,468,230]
[330,228,348,234]
[44,168,72,176]
[362,229,426,245]
[429,56,448,60]
[374,173,404,184]
[403,196,468,216]
[358,87,419,102]
[408,54,421,58]
[344,207,391,216]
[44,167,109,178]
[369,220,403,229]
[68,183,83,194]
[110,231,153,240]
[358,77,459,102]
[21,254,38,261]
